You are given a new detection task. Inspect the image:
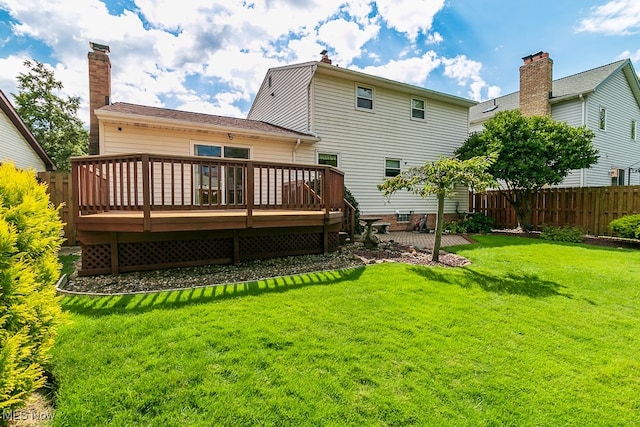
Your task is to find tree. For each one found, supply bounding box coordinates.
[13,60,88,172]
[456,110,598,230]
[378,155,496,262]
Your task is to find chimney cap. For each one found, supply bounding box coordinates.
[522,51,549,64]
[90,42,110,53]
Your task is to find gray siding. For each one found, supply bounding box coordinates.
[248,65,314,133]
[583,71,640,186]
[551,99,583,127]
[0,110,47,171]
[310,73,470,216]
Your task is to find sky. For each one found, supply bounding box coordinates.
[0,0,639,127]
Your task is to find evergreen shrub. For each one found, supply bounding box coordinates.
[0,163,64,412]
[609,214,640,239]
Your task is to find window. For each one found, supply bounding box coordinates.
[318,153,338,167]
[611,168,625,186]
[411,97,425,120]
[385,158,401,177]
[599,107,607,130]
[193,143,250,205]
[356,85,373,110]
[632,120,637,140]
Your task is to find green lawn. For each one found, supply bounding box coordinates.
[50,235,640,426]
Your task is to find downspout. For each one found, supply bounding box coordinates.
[293,138,301,163]
[579,93,586,186]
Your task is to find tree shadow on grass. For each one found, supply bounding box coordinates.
[60,266,365,317]
[409,265,573,299]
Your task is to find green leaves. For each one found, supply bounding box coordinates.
[13,60,88,171]
[377,154,497,200]
[0,163,64,411]
[456,110,599,228]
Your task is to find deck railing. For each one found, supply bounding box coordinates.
[72,153,344,230]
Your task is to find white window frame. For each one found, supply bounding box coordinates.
[599,106,607,131]
[355,84,374,112]
[317,152,340,168]
[411,97,426,121]
[384,158,402,178]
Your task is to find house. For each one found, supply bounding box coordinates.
[0,88,55,171]
[470,52,640,187]
[76,43,346,275]
[247,54,477,230]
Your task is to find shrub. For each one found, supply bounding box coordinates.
[463,212,494,233]
[444,213,494,234]
[0,163,64,412]
[343,186,362,235]
[609,214,640,239]
[539,225,584,243]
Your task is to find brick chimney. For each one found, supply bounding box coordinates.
[319,49,332,65]
[519,51,552,117]
[88,42,111,155]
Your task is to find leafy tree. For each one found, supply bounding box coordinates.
[456,110,598,230]
[378,155,496,262]
[13,60,88,172]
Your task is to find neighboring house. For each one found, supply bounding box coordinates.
[247,54,477,230]
[0,88,55,171]
[470,52,640,187]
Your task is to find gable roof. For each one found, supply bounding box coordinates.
[263,61,477,108]
[0,89,56,171]
[96,102,320,143]
[470,59,640,126]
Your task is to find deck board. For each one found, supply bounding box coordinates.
[76,209,343,233]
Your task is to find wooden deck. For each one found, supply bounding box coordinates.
[76,209,343,233]
[72,154,350,275]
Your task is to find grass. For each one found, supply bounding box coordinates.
[50,235,640,426]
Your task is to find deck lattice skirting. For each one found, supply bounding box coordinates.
[72,154,345,275]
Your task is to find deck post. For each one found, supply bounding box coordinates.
[141,154,151,231]
[246,162,254,228]
[71,159,80,229]
[110,232,119,274]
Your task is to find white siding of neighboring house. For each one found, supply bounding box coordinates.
[248,64,315,133]
[0,109,47,171]
[584,71,640,186]
[308,73,471,217]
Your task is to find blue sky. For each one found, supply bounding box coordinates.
[0,0,639,126]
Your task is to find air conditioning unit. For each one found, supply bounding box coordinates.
[610,168,618,178]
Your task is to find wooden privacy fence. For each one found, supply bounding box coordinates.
[469,186,640,236]
[37,171,76,245]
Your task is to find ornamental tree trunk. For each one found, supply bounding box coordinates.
[432,192,446,262]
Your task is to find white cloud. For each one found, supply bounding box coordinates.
[576,0,640,35]
[441,55,491,101]
[354,51,441,86]
[317,19,380,65]
[426,32,443,45]
[375,0,445,40]
[0,0,490,122]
